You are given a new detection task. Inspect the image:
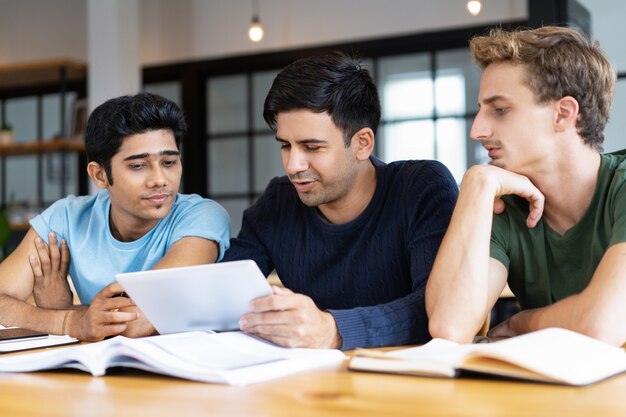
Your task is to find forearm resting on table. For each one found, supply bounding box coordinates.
[509,292,626,346]
[0,293,69,335]
[426,171,501,342]
[516,243,626,346]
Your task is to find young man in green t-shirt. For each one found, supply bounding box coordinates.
[426,26,626,346]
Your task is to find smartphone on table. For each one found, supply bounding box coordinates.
[0,328,48,343]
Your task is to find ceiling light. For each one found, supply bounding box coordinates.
[248,0,264,42]
[467,0,482,16]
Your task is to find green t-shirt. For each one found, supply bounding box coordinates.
[490,149,626,310]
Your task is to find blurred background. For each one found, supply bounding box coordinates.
[0,0,623,244]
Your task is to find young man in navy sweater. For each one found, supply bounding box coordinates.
[223,52,458,350]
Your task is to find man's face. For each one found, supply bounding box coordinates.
[275,110,358,209]
[470,62,557,174]
[107,129,182,229]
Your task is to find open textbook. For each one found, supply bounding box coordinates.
[349,328,626,386]
[0,331,346,386]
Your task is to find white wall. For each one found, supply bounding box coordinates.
[577,0,626,152]
[0,0,527,66]
[141,0,527,65]
[0,0,86,66]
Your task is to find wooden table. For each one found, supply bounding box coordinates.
[1,348,625,417]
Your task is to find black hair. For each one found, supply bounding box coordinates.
[263,51,381,146]
[85,92,187,184]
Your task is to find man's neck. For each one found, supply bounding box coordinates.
[527,145,602,236]
[109,210,158,242]
[317,161,377,225]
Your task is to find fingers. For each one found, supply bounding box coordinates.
[240,295,318,341]
[272,285,294,295]
[240,309,293,329]
[32,232,68,277]
[47,232,61,272]
[70,309,134,341]
[100,282,127,297]
[103,296,136,310]
[60,239,70,275]
[245,329,306,348]
[104,310,138,323]
[92,287,136,312]
[82,323,130,342]
[525,191,545,228]
[249,292,309,313]
[33,236,52,274]
[490,167,545,229]
[493,197,505,214]
[29,254,43,278]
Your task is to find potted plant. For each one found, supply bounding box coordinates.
[0,121,13,145]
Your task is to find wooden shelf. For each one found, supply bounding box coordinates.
[9,222,30,232]
[0,138,84,156]
[0,59,86,90]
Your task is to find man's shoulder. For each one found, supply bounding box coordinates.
[380,159,458,196]
[382,158,454,180]
[603,149,626,174]
[43,192,104,215]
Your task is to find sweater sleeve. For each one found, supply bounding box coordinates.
[327,163,458,350]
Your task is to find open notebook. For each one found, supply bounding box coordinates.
[349,328,626,386]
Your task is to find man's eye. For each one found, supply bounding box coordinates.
[280,143,291,150]
[129,164,145,170]
[305,146,320,151]
[494,107,508,115]
[163,159,178,167]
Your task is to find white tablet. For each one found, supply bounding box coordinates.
[116,260,272,334]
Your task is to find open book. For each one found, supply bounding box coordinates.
[0,331,346,386]
[349,328,626,386]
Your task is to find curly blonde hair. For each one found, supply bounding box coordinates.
[470,26,616,151]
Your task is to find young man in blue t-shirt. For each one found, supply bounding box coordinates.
[0,93,230,341]
[223,52,458,350]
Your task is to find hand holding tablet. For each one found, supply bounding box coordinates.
[116,260,272,334]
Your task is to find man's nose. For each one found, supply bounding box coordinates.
[147,165,167,187]
[469,110,491,141]
[284,149,308,175]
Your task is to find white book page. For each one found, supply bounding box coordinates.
[350,338,476,377]
[0,337,114,375]
[387,338,475,363]
[466,328,626,385]
[127,332,288,370]
[0,331,346,385]
[103,331,346,385]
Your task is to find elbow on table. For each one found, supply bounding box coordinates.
[428,316,476,344]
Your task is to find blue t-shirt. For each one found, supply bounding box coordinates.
[30,191,230,304]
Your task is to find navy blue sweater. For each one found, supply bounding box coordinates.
[223,157,458,349]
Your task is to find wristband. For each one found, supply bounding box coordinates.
[61,311,71,335]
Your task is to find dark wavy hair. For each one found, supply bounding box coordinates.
[85,92,186,184]
[263,51,381,146]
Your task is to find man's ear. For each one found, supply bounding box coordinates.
[87,162,110,189]
[351,127,375,161]
[554,96,579,133]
